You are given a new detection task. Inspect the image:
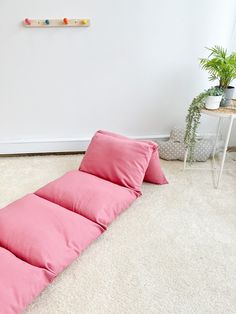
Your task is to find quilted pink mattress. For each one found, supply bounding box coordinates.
[0,171,138,313]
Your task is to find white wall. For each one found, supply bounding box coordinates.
[0,0,236,153]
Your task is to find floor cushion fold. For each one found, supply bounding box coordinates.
[36,170,137,229]
[0,247,54,314]
[0,194,104,275]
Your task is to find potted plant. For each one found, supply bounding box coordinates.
[205,86,224,110]
[184,87,223,163]
[200,46,236,106]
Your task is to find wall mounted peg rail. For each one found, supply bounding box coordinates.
[23,18,90,28]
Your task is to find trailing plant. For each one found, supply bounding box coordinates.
[184,87,223,163]
[200,46,236,88]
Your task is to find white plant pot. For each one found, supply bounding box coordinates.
[205,96,222,110]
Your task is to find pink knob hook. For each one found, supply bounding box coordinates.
[24,18,31,25]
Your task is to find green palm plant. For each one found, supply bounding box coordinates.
[199,46,236,88]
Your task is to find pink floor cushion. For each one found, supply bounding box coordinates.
[79,131,155,193]
[0,194,103,275]
[36,170,138,229]
[144,148,168,184]
[0,246,54,314]
[98,130,168,185]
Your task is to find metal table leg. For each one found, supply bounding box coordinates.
[212,117,222,170]
[216,115,234,188]
[183,148,188,170]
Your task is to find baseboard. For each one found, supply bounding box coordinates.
[0,134,169,155]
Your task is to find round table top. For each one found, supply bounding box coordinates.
[202,100,236,118]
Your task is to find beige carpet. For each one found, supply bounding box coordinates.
[0,154,236,314]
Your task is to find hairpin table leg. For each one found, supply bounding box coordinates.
[183,148,188,170]
[212,117,222,175]
[216,115,234,188]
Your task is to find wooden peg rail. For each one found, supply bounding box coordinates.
[23,18,90,28]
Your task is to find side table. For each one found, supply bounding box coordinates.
[184,104,236,188]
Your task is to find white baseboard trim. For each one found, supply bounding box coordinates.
[0,134,170,155]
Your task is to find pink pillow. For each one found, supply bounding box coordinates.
[0,194,103,275]
[79,131,156,193]
[0,247,53,314]
[92,130,168,185]
[36,170,137,229]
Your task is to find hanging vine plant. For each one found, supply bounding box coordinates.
[184,87,223,163]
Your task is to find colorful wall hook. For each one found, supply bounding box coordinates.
[81,19,88,25]
[23,18,90,28]
[24,18,31,25]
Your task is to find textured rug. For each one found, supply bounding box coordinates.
[0,153,236,314]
